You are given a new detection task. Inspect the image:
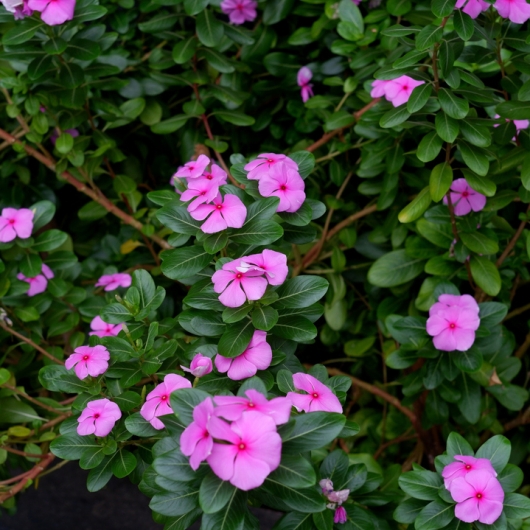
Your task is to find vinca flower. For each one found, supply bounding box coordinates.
[28,0,76,25]
[0,207,34,243]
[236,249,289,286]
[65,345,110,380]
[17,264,54,297]
[370,76,425,107]
[443,178,486,216]
[77,399,122,437]
[297,67,314,103]
[334,506,348,524]
[89,316,123,337]
[181,353,213,378]
[220,0,257,25]
[494,0,530,23]
[442,455,497,490]
[320,478,334,494]
[173,154,210,179]
[190,193,247,233]
[258,162,306,213]
[95,273,132,291]
[180,175,225,212]
[494,114,529,140]
[244,153,299,181]
[454,0,489,18]
[287,373,343,413]
[180,397,215,470]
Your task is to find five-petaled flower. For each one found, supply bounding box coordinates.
[0,207,34,243]
[442,455,497,491]
[370,76,425,107]
[181,353,213,378]
[95,273,132,292]
[17,264,54,297]
[66,345,110,380]
[173,154,210,179]
[443,178,486,216]
[77,398,122,437]
[236,249,289,286]
[494,0,530,23]
[220,0,257,25]
[454,0,489,18]
[244,153,299,181]
[180,397,215,470]
[297,67,314,103]
[287,373,343,413]
[89,316,123,337]
[27,0,76,25]
[258,162,306,213]
[190,193,247,234]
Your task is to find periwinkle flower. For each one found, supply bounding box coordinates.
[287,373,343,413]
[442,455,497,490]
[244,153,299,181]
[0,207,34,243]
[494,0,530,23]
[370,76,425,107]
[297,67,314,103]
[77,399,122,437]
[180,397,215,470]
[181,353,213,378]
[89,316,123,337]
[454,0,489,18]
[95,273,132,292]
[236,249,289,286]
[189,193,247,234]
[17,264,54,296]
[258,163,306,213]
[334,506,348,524]
[173,154,210,179]
[443,178,486,216]
[28,0,76,25]
[65,345,110,380]
[220,0,257,25]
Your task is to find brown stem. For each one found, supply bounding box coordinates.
[504,406,530,431]
[2,446,47,459]
[515,332,530,359]
[374,432,417,460]
[326,204,378,241]
[504,302,530,322]
[495,206,529,268]
[4,385,65,415]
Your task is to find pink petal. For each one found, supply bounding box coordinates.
[201,210,227,234]
[230,452,271,490]
[220,194,247,228]
[297,67,313,87]
[180,422,205,457]
[74,362,90,380]
[426,314,449,336]
[433,328,458,351]
[455,498,480,523]
[477,501,503,525]
[208,443,239,481]
[189,436,213,470]
[219,279,247,307]
[77,418,96,436]
[287,392,312,413]
[227,355,259,380]
[450,477,477,503]
[240,276,267,301]
[94,417,116,437]
[452,328,476,351]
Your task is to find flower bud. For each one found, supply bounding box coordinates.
[319,478,334,494]
[334,506,347,524]
[181,353,212,378]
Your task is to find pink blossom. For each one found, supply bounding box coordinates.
[214,389,292,425]
[50,128,79,145]
[494,0,530,23]
[0,207,34,243]
[65,345,110,380]
[89,316,123,337]
[370,79,391,98]
[258,163,306,213]
[384,76,425,107]
[334,506,348,524]
[95,273,132,291]
[1,0,25,13]
[13,0,33,18]
[220,0,257,24]
[287,373,343,414]
[190,193,247,234]
[207,411,282,490]
[455,0,489,18]
[429,294,479,318]
[450,470,504,525]
[181,353,213,378]
[236,249,288,286]
[494,114,529,141]
[328,489,350,504]
[442,455,497,491]
[180,397,215,470]
[443,178,486,216]
[320,478,334,494]
[215,330,273,380]
[212,258,268,307]
[180,176,223,212]
[140,374,192,430]
[17,263,54,297]
[173,154,210,179]
[77,398,122,437]
[244,153,299,181]
[297,67,314,103]
[202,163,228,184]
[28,0,76,25]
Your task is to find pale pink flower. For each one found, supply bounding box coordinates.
[328,489,350,504]
[384,75,425,107]
[494,114,529,141]
[450,470,504,525]
[180,176,223,212]
[212,258,268,307]
[17,264,54,297]
[320,478,334,494]
[13,0,33,18]
[50,128,79,145]
[334,506,348,524]
[442,455,497,491]
[190,193,247,234]
[180,397,215,470]
[89,316,123,337]
[214,389,292,425]
[220,0,257,24]
[236,249,289,286]
[244,153,299,181]
[215,330,272,380]
[0,207,34,243]
[181,353,213,378]
[494,0,530,23]
[65,345,110,380]
[287,373,343,414]
[443,178,486,216]
[28,0,75,25]
[1,0,24,13]
[297,67,314,103]
[95,273,132,291]
[370,79,391,98]
[429,294,479,318]
[140,374,192,430]
[77,398,122,437]
[207,411,282,490]
[455,0,489,18]
[258,163,306,213]
[173,154,210,179]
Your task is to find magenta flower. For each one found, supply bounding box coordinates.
[95,273,132,292]
[297,67,314,103]
[334,506,348,524]
[287,373,343,414]
[202,163,228,185]
[455,0,489,18]
[0,207,34,243]
[214,389,292,425]
[258,163,306,213]
[494,114,529,141]
[429,294,480,318]
[180,176,223,212]
[212,258,268,307]
[27,0,75,25]
[17,264,54,297]
[442,455,497,491]
[140,374,192,430]
[89,316,123,337]
[236,249,289,286]
[77,398,122,437]
[50,128,79,145]
[220,0,257,24]
[207,411,282,490]
[442,178,486,216]
[65,345,110,380]
[190,193,247,234]
[370,79,391,98]
[180,397,215,470]
[384,76,425,107]
[181,353,213,378]
[494,0,530,22]
[215,330,273,380]
[173,154,210,179]
[450,470,504,525]
[244,153,299,181]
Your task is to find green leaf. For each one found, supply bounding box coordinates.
[478,302,508,327]
[459,121,491,148]
[272,315,317,342]
[497,465,524,493]
[496,101,530,120]
[151,115,189,134]
[475,435,511,474]
[407,83,433,113]
[460,232,498,255]
[2,18,44,46]
[172,37,197,64]
[502,493,530,520]
[78,201,108,221]
[87,455,116,492]
[430,162,453,202]
[438,89,469,120]
[203,231,228,254]
[170,388,211,426]
[184,0,208,15]
[113,391,142,412]
[196,9,224,47]
[457,373,481,424]
[198,48,236,73]
[157,200,201,234]
[79,446,106,470]
[263,0,295,25]
[124,412,160,437]
[432,0,457,17]
[435,112,459,143]
[398,187,432,223]
[19,253,42,278]
[213,110,255,126]
[394,498,428,524]
[289,151,315,179]
[393,49,429,69]
[454,9,474,40]
[150,486,200,517]
[470,256,501,296]
[269,455,316,489]
[160,247,211,280]
[31,200,56,231]
[112,450,137,478]
[101,303,133,324]
[415,499,454,530]
[416,25,443,51]
[217,319,254,358]
[398,470,442,501]
[200,490,247,530]
[199,473,236,514]
[230,220,283,245]
[274,276,329,309]
[251,306,279,331]
[458,142,489,176]
[446,432,474,458]
[461,169,496,197]
[368,250,425,287]
[451,348,483,373]
[262,479,326,513]
[380,106,411,128]
[59,63,85,89]
[50,434,99,460]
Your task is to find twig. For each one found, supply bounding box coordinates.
[374,432,417,460]
[4,385,65,415]
[515,332,530,359]
[325,204,378,241]
[2,446,47,459]
[504,406,530,431]
[504,302,530,322]
[495,206,529,268]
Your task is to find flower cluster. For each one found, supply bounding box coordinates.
[426,294,480,352]
[0,207,33,243]
[287,373,343,413]
[370,76,425,107]
[455,0,530,23]
[180,390,291,490]
[443,178,486,216]
[319,478,350,524]
[442,455,504,524]
[17,264,54,297]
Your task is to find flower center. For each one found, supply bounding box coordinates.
[476,493,482,499]
[239,443,246,450]
[8,219,15,225]
[83,355,89,361]
[203,430,209,438]
[465,465,471,470]
[236,273,242,279]
[312,393,319,398]
[93,413,100,419]
[216,204,223,210]
[280,185,287,191]
[462,191,469,198]
[188,165,195,171]
[267,159,273,163]
[449,323,456,329]
[248,402,254,407]
[200,191,206,196]
[236,3,244,9]
[206,175,212,180]
[161,394,168,401]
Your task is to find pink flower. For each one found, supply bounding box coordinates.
[443,178,486,216]
[0,207,34,243]
[455,0,489,18]
[328,489,350,504]
[140,374,192,430]
[13,0,33,18]
[384,76,425,107]
[244,153,299,181]
[27,0,76,25]
[320,478,334,494]
[17,264,54,297]
[190,193,247,234]
[220,0,257,24]
[287,373,343,414]
[89,316,123,337]
[215,330,273,380]
[258,163,306,213]
[214,389,292,425]
[429,294,479,317]
[202,163,228,185]
[180,397,215,470]
[212,258,268,307]
[334,506,348,524]
[370,79,391,98]
[66,345,110,380]
[181,353,213,378]
[236,249,289,286]
[442,455,497,491]
[173,154,210,179]
[180,177,223,212]
[95,273,132,291]
[450,470,504,525]
[207,411,282,490]
[297,67,314,103]
[77,398,122,437]
[494,0,530,23]
[1,0,25,13]
[494,114,529,141]
[50,128,79,145]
